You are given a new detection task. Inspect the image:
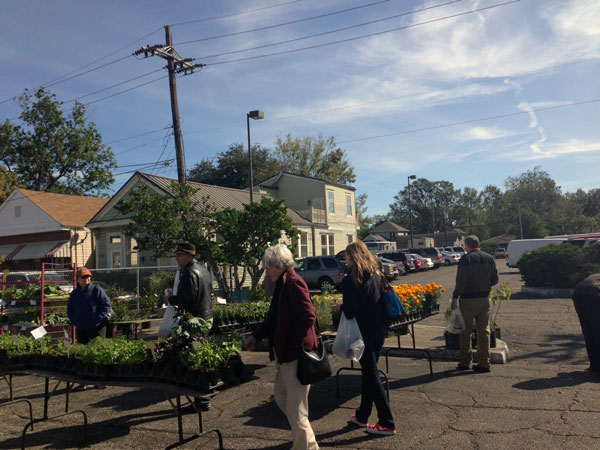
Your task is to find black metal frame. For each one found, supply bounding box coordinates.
[6,370,223,450]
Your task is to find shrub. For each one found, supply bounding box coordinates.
[518,242,600,288]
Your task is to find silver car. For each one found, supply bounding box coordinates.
[294,256,346,292]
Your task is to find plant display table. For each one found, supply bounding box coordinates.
[3,368,224,450]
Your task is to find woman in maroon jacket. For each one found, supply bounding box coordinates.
[245,244,319,450]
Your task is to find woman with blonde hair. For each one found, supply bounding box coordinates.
[341,241,396,435]
[245,243,319,449]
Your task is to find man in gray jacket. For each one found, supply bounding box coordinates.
[451,235,498,372]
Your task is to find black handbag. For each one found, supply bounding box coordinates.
[297,334,331,385]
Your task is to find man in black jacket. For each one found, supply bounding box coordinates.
[167,242,213,326]
[451,235,498,372]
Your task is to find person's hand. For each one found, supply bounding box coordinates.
[245,335,257,351]
[451,298,459,310]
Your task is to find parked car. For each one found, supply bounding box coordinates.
[409,247,443,268]
[1,271,73,293]
[377,251,415,274]
[294,256,346,292]
[442,251,461,265]
[442,246,466,257]
[413,254,434,269]
[379,256,403,280]
[409,254,424,271]
[494,248,507,259]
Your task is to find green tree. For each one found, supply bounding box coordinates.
[0,167,19,204]
[389,178,459,233]
[188,143,279,188]
[116,182,228,294]
[214,198,298,291]
[356,193,372,239]
[0,88,116,196]
[274,133,355,184]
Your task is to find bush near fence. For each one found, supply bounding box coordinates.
[518,242,600,288]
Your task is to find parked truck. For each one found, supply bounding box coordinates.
[506,238,567,268]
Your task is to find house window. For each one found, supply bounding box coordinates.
[346,194,352,216]
[347,234,353,244]
[321,233,334,255]
[14,205,21,217]
[110,235,122,244]
[111,251,122,269]
[299,232,309,258]
[328,190,335,214]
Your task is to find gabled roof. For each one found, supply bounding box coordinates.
[88,172,311,227]
[139,172,269,211]
[481,234,517,244]
[370,220,409,233]
[14,188,109,228]
[258,171,355,191]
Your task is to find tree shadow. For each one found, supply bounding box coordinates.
[513,370,598,390]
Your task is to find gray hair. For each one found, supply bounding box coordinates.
[262,243,295,270]
[464,235,480,249]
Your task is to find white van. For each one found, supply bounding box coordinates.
[506,238,567,268]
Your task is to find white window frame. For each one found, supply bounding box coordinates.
[327,190,335,214]
[320,233,335,255]
[299,232,309,258]
[346,193,352,216]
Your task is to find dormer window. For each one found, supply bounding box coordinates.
[14,205,21,217]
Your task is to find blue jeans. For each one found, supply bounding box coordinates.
[356,336,395,429]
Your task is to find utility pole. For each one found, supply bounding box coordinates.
[133,25,204,185]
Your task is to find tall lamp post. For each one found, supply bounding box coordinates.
[247,110,264,202]
[407,174,417,248]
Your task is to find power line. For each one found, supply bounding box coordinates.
[63,68,165,104]
[170,0,304,27]
[116,158,174,169]
[337,98,600,144]
[83,75,167,106]
[174,0,395,45]
[114,134,172,156]
[106,125,172,145]
[196,0,468,62]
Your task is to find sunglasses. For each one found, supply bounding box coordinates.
[81,275,92,279]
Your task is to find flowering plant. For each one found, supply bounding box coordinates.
[393,283,445,314]
[311,288,342,331]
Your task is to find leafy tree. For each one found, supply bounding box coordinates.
[188,143,279,188]
[0,88,116,196]
[0,167,19,204]
[356,193,372,239]
[116,182,228,294]
[504,167,561,220]
[274,133,355,184]
[117,182,297,299]
[389,178,458,233]
[214,198,298,291]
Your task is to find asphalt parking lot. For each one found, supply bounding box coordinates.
[1,264,599,449]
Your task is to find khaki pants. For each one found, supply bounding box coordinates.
[459,297,491,369]
[274,360,319,450]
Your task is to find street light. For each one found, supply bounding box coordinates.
[408,174,417,248]
[247,110,264,202]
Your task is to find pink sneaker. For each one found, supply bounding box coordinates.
[366,422,396,436]
[350,414,367,428]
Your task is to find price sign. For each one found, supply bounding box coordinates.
[31,326,47,339]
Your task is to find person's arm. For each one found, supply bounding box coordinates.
[341,275,359,319]
[288,277,316,347]
[96,286,112,321]
[171,270,199,313]
[67,291,75,323]
[452,257,469,309]
[490,259,499,287]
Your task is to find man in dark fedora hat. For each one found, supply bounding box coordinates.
[166,242,214,410]
[166,242,213,327]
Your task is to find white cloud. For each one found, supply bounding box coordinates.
[454,126,515,141]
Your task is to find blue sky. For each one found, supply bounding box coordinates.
[1,0,599,215]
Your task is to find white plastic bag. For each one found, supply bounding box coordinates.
[158,305,178,338]
[332,313,365,362]
[447,299,466,334]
